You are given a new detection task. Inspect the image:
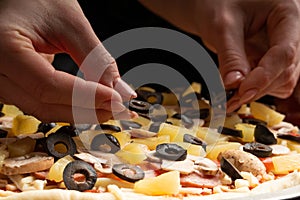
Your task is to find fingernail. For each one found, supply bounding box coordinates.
[227,100,240,113]
[102,100,126,112]
[239,89,257,104]
[114,78,137,100]
[224,71,243,86]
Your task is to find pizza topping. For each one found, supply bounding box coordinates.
[183,133,207,150]
[129,128,157,138]
[243,142,273,158]
[63,160,97,192]
[171,113,194,129]
[112,164,145,183]
[269,144,290,155]
[148,122,162,133]
[0,128,8,138]
[7,137,36,158]
[148,104,168,123]
[242,118,267,126]
[217,126,243,138]
[194,157,219,176]
[220,156,243,181]
[180,172,221,188]
[128,99,151,115]
[254,124,277,145]
[155,143,187,161]
[277,132,300,143]
[161,159,194,174]
[94,124,121,133]
[120,120,142,130]
[45,131,77,159]
[91,133,120,154]
[0,152,54,175]
[37,123,56,134]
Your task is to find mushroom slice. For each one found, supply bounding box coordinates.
[1,152,54,175]
[269,144,290,155]
[74,152,111,173]
[129,128,158,138]
[194,157,219,176]
[161,159,194,174]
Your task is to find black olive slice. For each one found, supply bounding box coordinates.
[242,118,267,126]
[148,122,162,133]
[45,132,77,159]
[128,99,151,114]
[91,133,120,153]
[75,124,93,132]
[95,124,121,132]
[37,123,56,134]
[172,114,194,129]
[148,104,168,123]
[183,134,207,150]
[277,133,300,143]
[0,128,8,138]
[137,90,163,105]
[0,112,4,118]
[56,125,79,137]
[155,143,187,161]
[63,160,97,192]
[183,109,210,119]
[120,120,142,130]
[243,142,272,157]
[220,156,243,181]
[226,89,236,102]
[254,124,277,145]
[112,164,145,183]
[217,126,243,138]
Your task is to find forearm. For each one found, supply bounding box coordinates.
[139,0,200,36]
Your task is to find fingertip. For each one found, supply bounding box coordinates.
[223,71,244,88]
[114,78,137,100]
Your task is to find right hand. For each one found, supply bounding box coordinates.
[0,0,136,123]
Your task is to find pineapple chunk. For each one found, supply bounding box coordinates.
[285,140,300,153]
[2,104,23,117]
[206,142,242,160]
[250,102,285,126]
[182,82,201,97]
[235,123,256,142]
[134,171,180,196]
[162,92,179,106]
[11,114,41,136]
[158,123,195,142]
[196,127,228,144]
[172,142,206,157]
[111,131,131,148]
[132,135,170,150]
[272,154,300,174]
[7,137,36,157]
[115,143,147,164]
[224,113,242,129]
[47,155,74,182]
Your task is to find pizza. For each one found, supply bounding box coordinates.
[0,82,300,200]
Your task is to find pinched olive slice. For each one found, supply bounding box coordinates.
[63,160,97,192]
[220,156,243,181]
[172,114,194,129]
[112,164,145,183]
[183,134,207,150]
[91,134,120,153]
[45,132,77,159]
[217,126,243,138]
[226,89,236,101]
[95,124,121,132]
[243,142,272,157]
[277,133,300,143]
[137,90,163,105]
[254,124,277,145]
[128,99,151,114]
[155,143,187,161]
[37,122,56,134]
[120,120,142,130]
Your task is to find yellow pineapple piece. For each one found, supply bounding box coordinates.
[134,171,180,196]
[115,143,147,164]
[206,142,242,160]
[11,114,41,136]
[250,102,285,126]
[132,116,151,127]
[132,135,170,150]
[173,142,206,157]
[235,123,256,142]
[272,154,300,174]
[224,113,242,129]
[2,104,23,117]
[162,92,179,106]
[47,155,74,182]
[158,123,195,142]
[196,127,228,144]
[111,131,131,148]
[7,137,36,157]
[182,82,201,97]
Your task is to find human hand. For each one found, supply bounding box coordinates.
[193,0,300,112]
[0,0,137,123]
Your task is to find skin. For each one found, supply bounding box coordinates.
[0,0,137,123]
[139,0,300,113]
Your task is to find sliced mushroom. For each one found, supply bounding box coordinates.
[161,159,194,174]
[1,152,54,175]
[129,128,158,138]
[145,150,162,163]
[269,144,290,155]
[194,157,219,176]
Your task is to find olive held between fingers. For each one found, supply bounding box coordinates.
[254,124,277,145]
[220,156,243,181]
[95,124,121,132]
[136,90,163,105]
[128,99,151,114]
[242,118,267,126]
[91,133,120,153]
[277,133,300,143]
[155,143,187,161]
[37,122,56,134]
[45,132,77,159]
[217,126,243,138]
[183,134,207,150]
[120,120,142,130]
[172,114,194,129]
[63,160,97,192]
[243,142,272,158]
[112,164,145,183]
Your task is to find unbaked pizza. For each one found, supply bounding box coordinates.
[0,82,300,200]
